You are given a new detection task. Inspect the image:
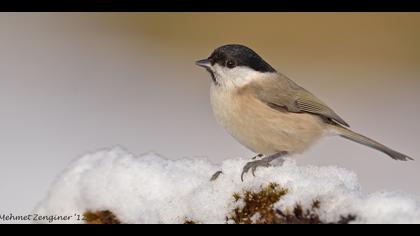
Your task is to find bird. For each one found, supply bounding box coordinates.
[195,44,413,181]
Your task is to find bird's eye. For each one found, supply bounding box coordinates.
[226,60,236,68]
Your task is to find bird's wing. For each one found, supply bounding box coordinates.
[250,74,350,127]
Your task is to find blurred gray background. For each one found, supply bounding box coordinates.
[0,13,419,218]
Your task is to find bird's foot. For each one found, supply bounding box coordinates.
[241,159,271,181]
[241,151,288,181]
[252,153,264,160]
[210,170,223,181]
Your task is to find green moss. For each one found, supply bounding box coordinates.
[84,210,121,224]
[275,201,322,224]
[228,183,288,224]
[183,219,199,224]
[227,183,356,224]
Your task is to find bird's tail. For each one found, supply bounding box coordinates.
[329,125,413,161]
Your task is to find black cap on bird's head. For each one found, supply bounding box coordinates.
[196,44,276,73]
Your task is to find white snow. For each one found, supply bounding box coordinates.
[34,147,420,224]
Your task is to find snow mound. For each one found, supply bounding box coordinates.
[34,147,420,224]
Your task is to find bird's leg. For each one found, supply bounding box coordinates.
[211,154,268,181]
[252,153,264,160]
[210,170,223,181]
[241,151,288,181]
[211,154,263,181]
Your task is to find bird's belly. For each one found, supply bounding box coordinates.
[210,86,326,155]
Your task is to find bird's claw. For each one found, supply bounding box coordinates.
[241,159,271,181]
[210,171,223,181]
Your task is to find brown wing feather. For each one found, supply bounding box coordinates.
[249,74,350,127]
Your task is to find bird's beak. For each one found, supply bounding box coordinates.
[195,59,211,69]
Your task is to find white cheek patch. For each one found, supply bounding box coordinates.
[211,64,272,89]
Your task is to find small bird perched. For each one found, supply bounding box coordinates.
[196,44,413,181]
